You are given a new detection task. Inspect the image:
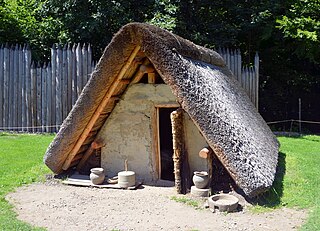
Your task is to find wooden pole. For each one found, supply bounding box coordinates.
[171,108,184,194]
[299,98,302,134]
[199,147,213,190]
[0,45,4,128]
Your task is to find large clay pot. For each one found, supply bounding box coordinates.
[193,171,209,189]
[118,171,136,188]
[90,168,105,185]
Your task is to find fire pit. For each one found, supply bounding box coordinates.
[208,194,239,212]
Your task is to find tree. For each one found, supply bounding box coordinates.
[0,0,66,60]
[276,0,320,63]
[40,0,156,59]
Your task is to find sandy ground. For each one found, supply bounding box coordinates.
[6,180,307,231]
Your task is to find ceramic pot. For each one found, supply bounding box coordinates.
[193,171,209,189]
[90,167,105,185]
[118,171,136,188]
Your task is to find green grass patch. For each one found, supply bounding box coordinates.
[0,132,54,231]
[253,135,320,230]
[170,195,202,209]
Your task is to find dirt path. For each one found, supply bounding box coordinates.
[6,180,307,231]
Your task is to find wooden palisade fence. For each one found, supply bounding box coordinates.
[0,43,95,133]
[217,48,259,109]
[0,45,258,133]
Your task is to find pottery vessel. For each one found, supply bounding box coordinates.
[118,171,136,188]
[90,167,105,185]
[192,171,209,189]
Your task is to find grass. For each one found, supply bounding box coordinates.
[0,132,319,230]
[0,132,54,231]
[252,135,320,230]
[170,195,202,210]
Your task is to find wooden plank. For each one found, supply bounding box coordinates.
[36,63,42,132]
[82,44,88,85]
[252,66,256,107]
[236,49,242,85]
[76,43,82,96]
[72,44,77,106]
[21,45,26,132]
[151,107,160,179]
[62,45,68,121]
[62,46,141,170]
[51,45,57,132]
[62,175,142,189]
[18,45,23,131]
[87,44,93,82]
[47,64,52,132]
[41,64,47,132]
[3,45,9,129]
[30,63,36,133]
[67,44,72,113]
[56,45,62,131]
[0,45,3,128]
[25,45,32,132]
[9,45,14,129]
[154,103,180,108]
[10,44,19,130]
[254,52,259,110]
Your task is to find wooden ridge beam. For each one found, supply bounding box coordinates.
[62,45,141,170]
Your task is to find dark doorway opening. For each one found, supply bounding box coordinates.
[159,108,177,181]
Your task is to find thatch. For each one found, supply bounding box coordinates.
[44,23,279,197]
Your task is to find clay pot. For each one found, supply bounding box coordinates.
[90,168,105,185]
[118,171,136,188]
[192,171,209,189]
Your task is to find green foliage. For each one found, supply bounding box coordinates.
[276,0,320,62]
[0,0,67,60]
[0,0,319,131]
[148,0,177,31]
[252,135,320,230]
[40,0,156,59]
[0,132,54,230]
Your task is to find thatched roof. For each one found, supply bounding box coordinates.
[44,23,279,197]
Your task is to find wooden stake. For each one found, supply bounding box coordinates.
[63,46,141,170]
[125,159,128,171]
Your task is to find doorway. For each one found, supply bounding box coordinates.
[158,107,178,181]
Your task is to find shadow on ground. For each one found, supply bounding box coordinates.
[250,152,286,207]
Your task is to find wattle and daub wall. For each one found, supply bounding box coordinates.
[97,84,208,182]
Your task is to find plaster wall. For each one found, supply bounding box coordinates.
[183,114,209,174]
[98,83,208,183]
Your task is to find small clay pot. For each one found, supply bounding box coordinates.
[192,171,209,189]
[90,168,105,185]
[118,171,136,188]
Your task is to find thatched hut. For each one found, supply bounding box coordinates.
[44,23,279,197]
